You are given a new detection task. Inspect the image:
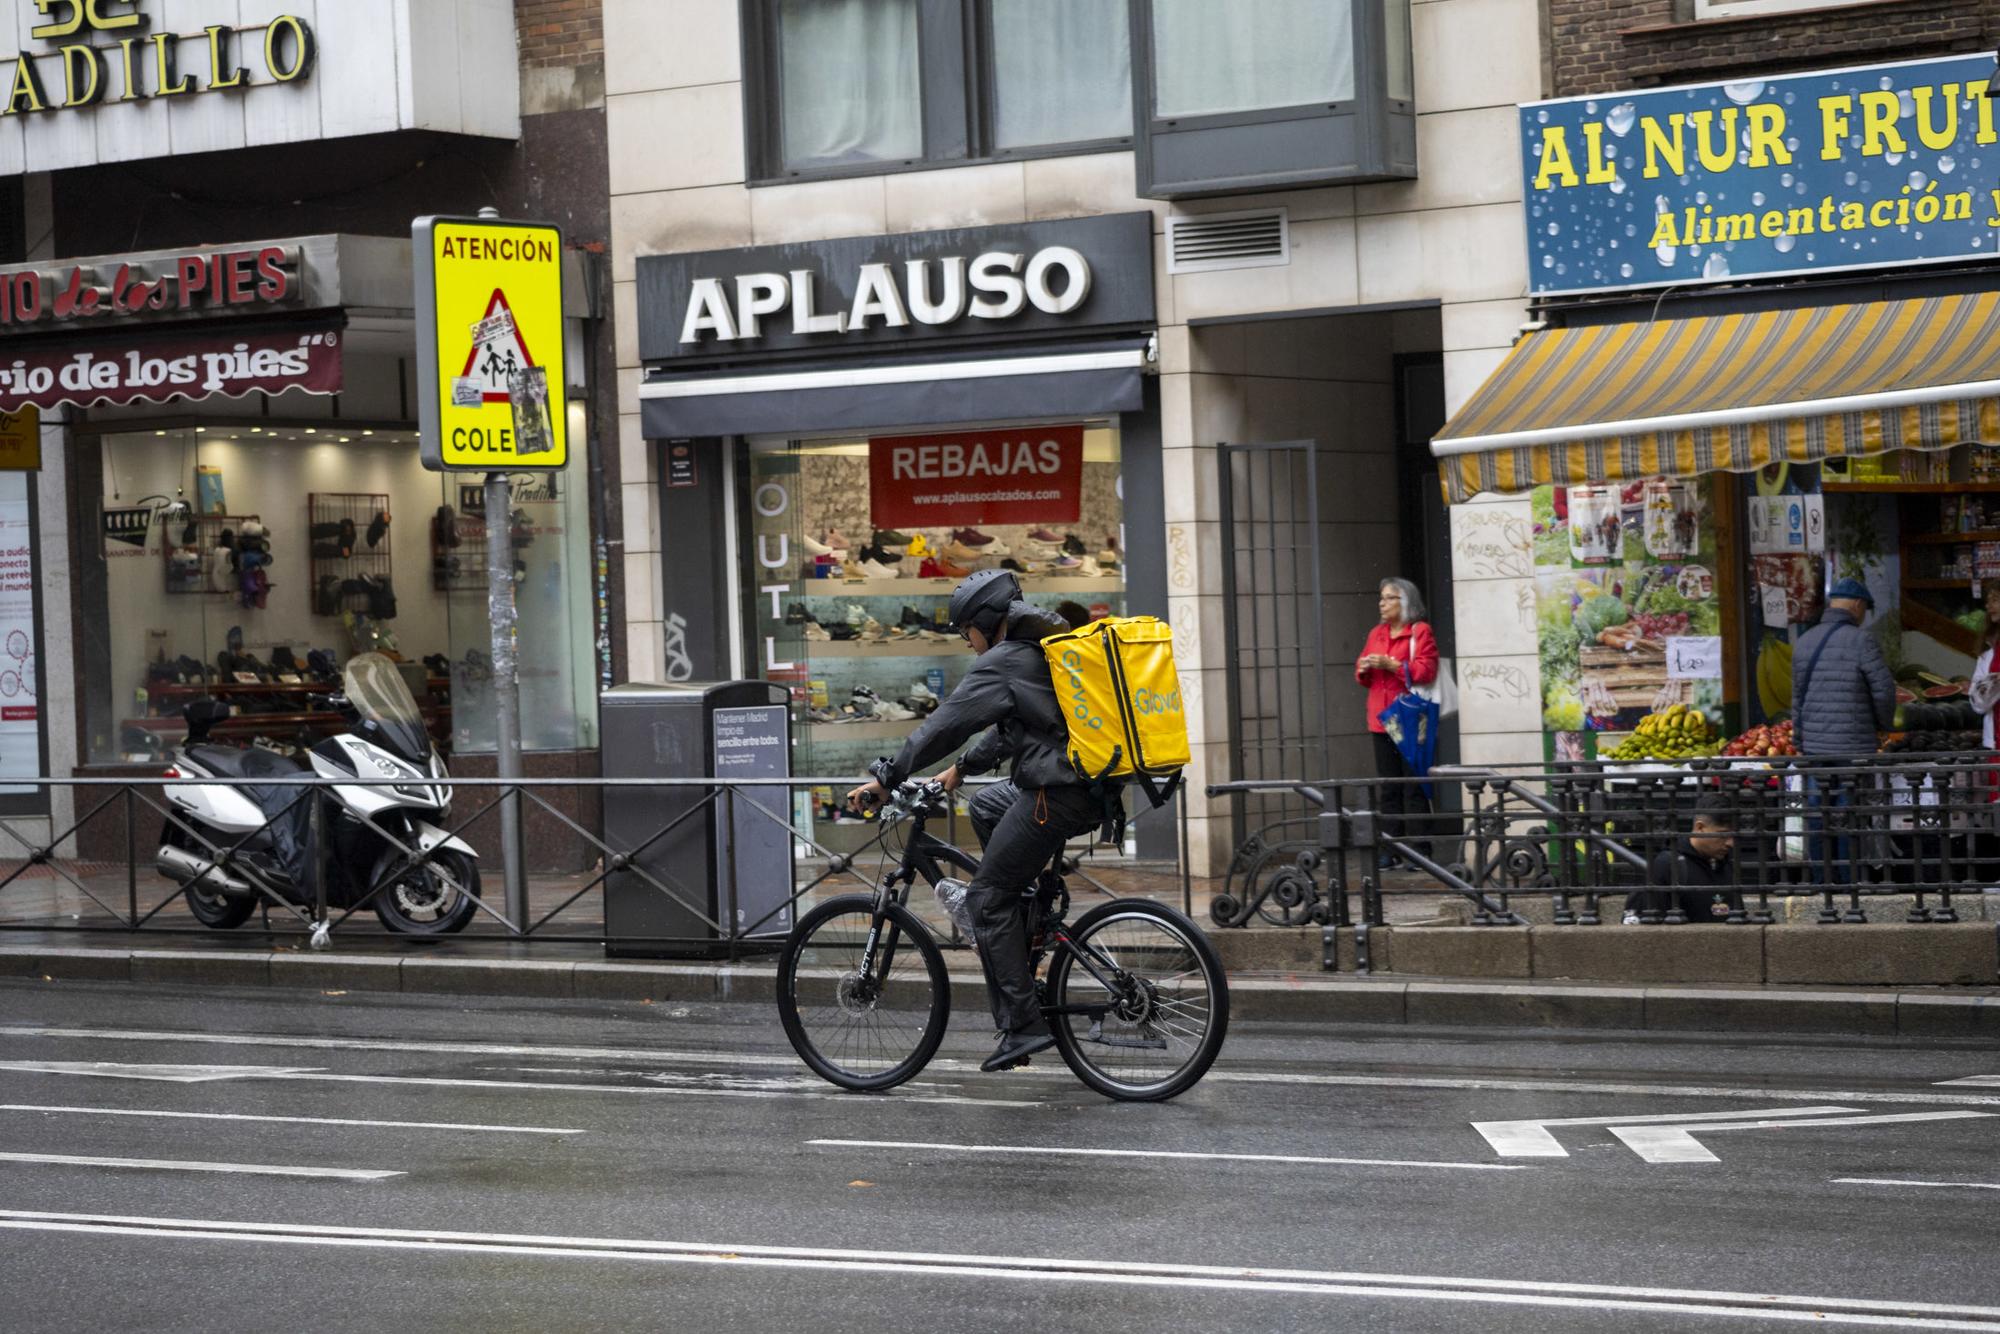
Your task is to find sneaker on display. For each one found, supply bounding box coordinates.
[933,557,972,578]
[872,528,912,550]
[1096,547,1120,568]
[859,558,901,579]
[1028,526,1063,543]
[898,606,931,631]
[873,699,918,721]
[784,603,811,625]
[860,616,887,638]
[918,558,944,578]
[1073,556,1105,577]
[905,532,933,558]
[1048,555,1085,575]
[804,622,831,641]
[941,540,985,565]
[1002,557,1044,575]
[823,528,853,550]
[826,624,857,641]
[952,527,997,547]
[801,532,839,557]
[1062,533,1087,556]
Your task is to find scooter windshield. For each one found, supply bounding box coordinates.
[343,653,432,764]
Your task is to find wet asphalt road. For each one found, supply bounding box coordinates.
[0,978,1997,1332]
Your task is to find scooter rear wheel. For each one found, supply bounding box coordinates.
[165,824,258,930]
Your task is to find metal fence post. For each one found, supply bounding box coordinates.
[124,786,138,927]
[308,783,330,950]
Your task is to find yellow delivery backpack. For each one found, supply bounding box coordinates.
[1040,615,1190,807]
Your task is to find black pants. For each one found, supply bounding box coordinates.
[966,780,1102,1035]
[1371,732,1431,854]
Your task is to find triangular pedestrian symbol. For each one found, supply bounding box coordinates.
[460,289,538,404]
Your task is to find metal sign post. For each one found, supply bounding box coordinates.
[413,206,572,930]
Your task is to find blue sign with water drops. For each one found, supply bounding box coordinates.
[1522,54,2000,295]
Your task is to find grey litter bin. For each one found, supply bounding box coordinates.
[600,681,795,958]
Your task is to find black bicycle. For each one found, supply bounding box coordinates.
[775,779,1229,1102]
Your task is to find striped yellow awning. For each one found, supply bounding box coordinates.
[1432,291,2000,504]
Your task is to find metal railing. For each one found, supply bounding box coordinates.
[0,774,1189,952]
[1209,752,2000,930]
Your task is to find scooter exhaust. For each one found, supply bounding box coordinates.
[155,845,257,899]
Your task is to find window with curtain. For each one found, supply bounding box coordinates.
[990,0,1133,151]
[777,0,924,170]
[1151,0,1354,117]
[1384,0,1411,102]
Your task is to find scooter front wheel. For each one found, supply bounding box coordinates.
[372,849,480,935]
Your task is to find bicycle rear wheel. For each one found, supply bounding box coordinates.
[776,893,951,1092]
[1047,899,1228,1102]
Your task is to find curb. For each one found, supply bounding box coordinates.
[4,945,1998,1038]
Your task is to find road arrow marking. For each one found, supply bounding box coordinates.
[1937,1075,2000,1087]
[1612,1111,1997,1164]
[0,1061,323,1083]
[1474,1107,1859,1157]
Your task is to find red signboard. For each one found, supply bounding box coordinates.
[869,425,1084,529]
[0,324,342,411]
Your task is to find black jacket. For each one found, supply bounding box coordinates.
[1791,608,1895,756]
[873,601,1084,791]
[1626,838,1744,922]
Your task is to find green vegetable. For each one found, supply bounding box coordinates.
[1574,594,1630,638]
[1543,687,1585,732]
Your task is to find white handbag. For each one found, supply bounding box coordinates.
[1416,656,1460,720]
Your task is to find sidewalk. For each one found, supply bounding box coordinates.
[4,929,1996,1040]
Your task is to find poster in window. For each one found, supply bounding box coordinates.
[0,475,37,793]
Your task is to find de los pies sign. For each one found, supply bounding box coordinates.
[1523,54,2000,295]
[0,1,314,117]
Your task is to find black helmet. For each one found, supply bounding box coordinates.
[946,568,1020,638]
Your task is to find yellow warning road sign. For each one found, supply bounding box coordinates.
[414,216,568,471]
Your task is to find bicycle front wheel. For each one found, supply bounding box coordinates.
[1047,899,1229,1102]
[776,893,951,1092]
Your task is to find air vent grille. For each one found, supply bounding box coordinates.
[1166,209,1290,274]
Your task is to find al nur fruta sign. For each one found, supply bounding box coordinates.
[1523,54,2000,295]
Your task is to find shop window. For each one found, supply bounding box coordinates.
[83,424,598,768]
[1132,0,1416,198]
[741,0,1136,183]
[743,423,1127,854]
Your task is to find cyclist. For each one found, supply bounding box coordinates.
[846,568,1105,1072]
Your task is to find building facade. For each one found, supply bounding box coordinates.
[1436,1,2000,769]
[4,0,618,870]
[606,0,1541,872]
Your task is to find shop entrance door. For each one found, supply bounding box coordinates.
[1218,440,1328,843]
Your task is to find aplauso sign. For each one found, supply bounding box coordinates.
[1522,54,2000,295]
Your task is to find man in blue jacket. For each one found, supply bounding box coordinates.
[1792,577,1895,881]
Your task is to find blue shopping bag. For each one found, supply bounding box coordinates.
[1377,667,1439,799]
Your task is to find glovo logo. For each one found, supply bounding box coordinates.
[1059,647,1105,731]
[1132,687,1181,717]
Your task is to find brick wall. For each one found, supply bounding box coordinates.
[516,0,604,70]
[1549,0,1994,96]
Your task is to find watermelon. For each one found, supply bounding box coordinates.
[1924,683,1967,699]
[1896,686,1918,704]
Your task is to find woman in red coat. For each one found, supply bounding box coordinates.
[1356,577,1439,869]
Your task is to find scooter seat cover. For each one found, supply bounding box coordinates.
[186,744,301,779]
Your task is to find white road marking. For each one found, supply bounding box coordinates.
[1835,1178,2000,1192]
[2,1209,1998,1329]
[0,1061,324,1083]
[0,1104,582,1135]
[0,1060,1038,1109]
[10,1027,2000,1112]
[0,1154,401,1181]
[1937,1076,2000,1087]
[1613,1112,1997,1164]
[1476,1107,1860,1157]
[809,1138,1528,1172]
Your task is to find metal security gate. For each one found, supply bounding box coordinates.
[1218,441,1327,843]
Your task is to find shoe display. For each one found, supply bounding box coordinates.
[802,532,842,557]
[933,557,972,578]
[904,532,933,558]
[1063,533,1087,556]
[823,527,854,550]
[873,699,918,721]
[859,558,901,579]
[1048,555,1085,575]
[1072,555,1104,577]
[898,606,931,631]
[871,528,911,550]
[784,603,812,625]
[1028,526,1063,543]
[918,558,945,578]
[952,527,997,547]
[366,511,390,548]
[941,540,985,565]
[826,624,857,641]
[804,622,831,641]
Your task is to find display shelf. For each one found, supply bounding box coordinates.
[799,638,965,657]
[802,717,921,741]
[164,513,258,596]
[1903,530,2000,545]
[1902,599,1982,656]
[308,491,392,618]
[795,575,1125,597]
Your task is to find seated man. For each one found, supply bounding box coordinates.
[1625,793,1745,925]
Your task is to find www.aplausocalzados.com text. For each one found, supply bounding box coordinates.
[909,489,1063,505]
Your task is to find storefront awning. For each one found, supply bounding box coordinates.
[638,338,1150,438]
[1430,291,2000,503]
